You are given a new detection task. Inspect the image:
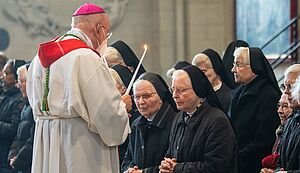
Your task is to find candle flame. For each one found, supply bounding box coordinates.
[144,44,148,50]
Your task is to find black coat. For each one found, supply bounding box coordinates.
[0,87,24,170]
[167,103,238,173]
[121,101,178,173]
[119,108,141,168]
[276,111,300,172]
[230,77,280,173]
[215,83,232,113]
[8,101,34,173]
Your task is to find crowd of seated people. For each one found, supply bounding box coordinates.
[1,38,300,173]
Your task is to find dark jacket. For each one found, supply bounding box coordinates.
[215,83,232,113]
[167,103,238,173]
[121,101,178,173]
[230,77,280,173]
[8,101,34,173]
[0,87,24,170]
[276,111,300,172]
[119,109,141,168]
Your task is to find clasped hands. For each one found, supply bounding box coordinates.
[159,157,177,173]
[124,166,142,173]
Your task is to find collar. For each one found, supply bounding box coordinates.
[136,101,174,129]
[186,99,205,117]
[236,77,268,97]
[146,112,157,121]
[213,82,222,91]
[66,28,94,49]
[179,102,209,128]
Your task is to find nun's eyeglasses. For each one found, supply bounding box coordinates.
[133,92,157,101]
[280,83,294,91]
[277,103,289,111]
[169,87,192,94]
[232,62,249,68]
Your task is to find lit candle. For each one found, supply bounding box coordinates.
[125,44,148,95]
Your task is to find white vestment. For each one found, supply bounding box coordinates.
[27,28,130,173]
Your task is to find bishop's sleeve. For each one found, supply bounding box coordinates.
[79,54,130,147]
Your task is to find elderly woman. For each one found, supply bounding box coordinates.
[192,49,236,112]
[276,76,300,173]
[160,65,237,173]
[122,72,178,173]
[109,64,141,167]
[0,59,25,173]
[104,40,146,77]
[8,64,34,173]
[222,40,249,86]
[231,47,281,173]
[260,94,293,172]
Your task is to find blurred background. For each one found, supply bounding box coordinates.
[0,0,299,82]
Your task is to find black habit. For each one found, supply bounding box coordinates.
[230,47,281,173]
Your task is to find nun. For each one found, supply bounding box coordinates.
[166,60,191,78]
[160,65,237,173]
[230,47,281,173]
[192,48,235,112]
[105,40,146,77]
[122,72,178,173]
[222,40,249,87]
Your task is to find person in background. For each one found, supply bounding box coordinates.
[260,94,293,171]
[0,59,26,173]
[104,40,146,77]
[166,60,191,78]
[160,65,237,173]
[230,47,281,173]
[26,3,131,173]
[110,64,141,123]
[192,48,235,113]
[261,64,300,173]
[109,64,141,167]
[8,63,34,173]
[222,40,249,88]
[122,72,178,173]
[0,53,8,100]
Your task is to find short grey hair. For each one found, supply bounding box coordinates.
[71,15,94,28]
[192,53,212,68]
[233,47,250,64]
[291,76,300,102]
[16,65,28,80]
[284,64,300,77]
[104,47,126,68]
[172,70,192,87]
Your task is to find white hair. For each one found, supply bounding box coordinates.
[233,47,250,64]
[104,47,126,67]
[133,79,157,95]
[292,76,300,104]
[16,65,28,80]
[172,70,192,87]
[192,53,212,68]
[284,64,300,77]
